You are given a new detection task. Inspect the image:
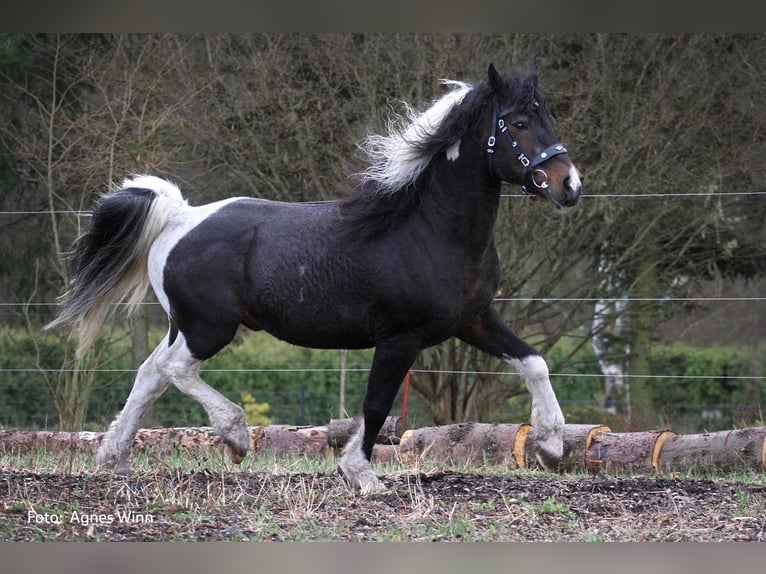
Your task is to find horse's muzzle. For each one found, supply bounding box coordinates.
[548,165,583,209]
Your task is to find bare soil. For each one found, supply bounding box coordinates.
[2,467,765,541]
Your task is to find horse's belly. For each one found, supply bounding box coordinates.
[260,313,375,350]
[245,280,375,350]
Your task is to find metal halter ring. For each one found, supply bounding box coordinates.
[531,168,549,189]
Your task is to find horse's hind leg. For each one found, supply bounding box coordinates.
[459,308,565,471]
[97,331,250,472]
[97,334,173,473]
[159,332,250,464]
[339,338,419,494]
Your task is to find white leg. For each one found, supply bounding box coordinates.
[338,421,386,494]
[96,337,171,473]
[160,334,251,463]
[507,355,565,471]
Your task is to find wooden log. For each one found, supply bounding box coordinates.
[0,429,103,453]
[135,426,223,454]
[561,424,611,472]
[657,427,766,474]
[0,425,331,458]
[251,425,329,458]
[585,430,675,474]
[371,444,399,464]
[6,424,764,475]
[399,422,531,468]
[525,424,611,471]
[327,416,407,447]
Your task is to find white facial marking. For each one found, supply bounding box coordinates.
[568,165,582,191]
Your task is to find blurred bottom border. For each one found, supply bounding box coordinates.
[2,541,764,574]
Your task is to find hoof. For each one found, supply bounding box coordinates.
[529,429,563,472]
[223,441,249,464]
[338,465,387,495]
[218,421,251,464]
[95,443,132,474]
[534,448,561,473]
[95,457,132,475]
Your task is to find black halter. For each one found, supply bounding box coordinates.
[485,103,568,195]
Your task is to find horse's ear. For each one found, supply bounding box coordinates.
[488,63,503,94]
[530,65,540,87]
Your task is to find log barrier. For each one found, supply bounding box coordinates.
[1,420,765,474]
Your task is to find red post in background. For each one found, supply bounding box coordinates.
[401,371,411,421]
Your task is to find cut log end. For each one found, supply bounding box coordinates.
[513,424,532,468]
[652,430,675,471]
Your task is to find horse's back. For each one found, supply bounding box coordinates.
[156,197,377,354]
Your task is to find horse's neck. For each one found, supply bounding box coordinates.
[420,154,502,254]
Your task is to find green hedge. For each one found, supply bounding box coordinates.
[502,338,765,433]
[0,328,762,433]
[649,343,764,431]
[0,328,421,430]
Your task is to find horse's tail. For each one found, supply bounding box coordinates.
[45,175,188,358]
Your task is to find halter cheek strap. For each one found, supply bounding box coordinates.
[485,104,568,195]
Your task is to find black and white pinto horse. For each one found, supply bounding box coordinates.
[47,65,582,493]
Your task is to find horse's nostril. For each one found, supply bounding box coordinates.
[565,174,583,192]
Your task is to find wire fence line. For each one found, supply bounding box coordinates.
[504,190,766,198]
[0,366,763,382]
[2,295,765,308]
[1,188,764,217]
[1,192,762,425]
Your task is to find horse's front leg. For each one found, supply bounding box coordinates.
[459,308,564,471]
[339,337,420,494]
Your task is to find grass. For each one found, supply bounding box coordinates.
[1,446,765,541]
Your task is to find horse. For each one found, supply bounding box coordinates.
[46,64,582,493]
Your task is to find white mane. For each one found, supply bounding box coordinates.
[358,80,474,193]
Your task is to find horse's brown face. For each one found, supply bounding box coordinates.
[503,118,583,209]
[487,65,583,209]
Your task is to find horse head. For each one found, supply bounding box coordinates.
[486,64,582,209]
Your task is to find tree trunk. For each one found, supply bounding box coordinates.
[130,306,149,370]
[626,252,659,430]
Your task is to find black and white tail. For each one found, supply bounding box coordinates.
[45,175,187,358]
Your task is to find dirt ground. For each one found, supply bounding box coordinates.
[2,467,765,541]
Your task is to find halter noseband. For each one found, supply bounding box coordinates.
[485,103,568,195]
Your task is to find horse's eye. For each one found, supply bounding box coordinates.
[513,121,527,131]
